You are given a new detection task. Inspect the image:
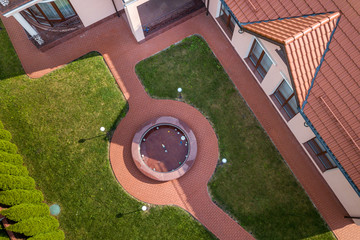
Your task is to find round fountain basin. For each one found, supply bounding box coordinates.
[131,116,197,181]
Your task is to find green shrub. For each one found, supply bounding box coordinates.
[0,162,28,176]
[0,130,11,141]
[0,203,49,222]
[0,174,35,191]
[0,151,23,165]
[6,216,59,237]
[0,140,17,154]
[28,230,65,240]
[0,121,3,129]
[0,189,43,206]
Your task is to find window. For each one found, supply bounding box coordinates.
[248,40,272,78]
[305,138,337,171]
[273,80,299,119]
[22,0,76,27]
[217,3,236,38]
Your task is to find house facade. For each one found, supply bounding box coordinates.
[206,0,360,225]
[1,0,359,225]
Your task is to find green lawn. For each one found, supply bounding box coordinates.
[0,22,215,240]
[136,35,335,240]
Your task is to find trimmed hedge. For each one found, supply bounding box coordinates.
[0,130,11,141]
[0,151,23,165]
[28,230,65,240]
[0,189,44,206]
[6,216,59,237]
[0,124,63,239]
[0,203,49,222]
[0,140,17,154]
[0,174,35,191]
[0,162,28,176]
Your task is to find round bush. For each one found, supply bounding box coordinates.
[0,162,28,176]
[0,140,17,154]
[28,230,65,240]
[0,174,35,191]
[0,151,23,165]
[0,189,44,206]
[0,129,11,141]
[6,216,59,237]
[0,203,49,222]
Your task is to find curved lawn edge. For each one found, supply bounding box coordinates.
[135,35,335,240]
[0,33,216,239]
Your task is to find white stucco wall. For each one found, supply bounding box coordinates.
[209,0,360,224]
[123,0,149,42]
[287,114,315,143]
[324,169,360,225]
[70,0,124,27]
[208,0,221,21]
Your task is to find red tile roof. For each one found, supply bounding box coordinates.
[225,0,360,191]
[243,12,340,105]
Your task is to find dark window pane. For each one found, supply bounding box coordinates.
[260,53,272,73]
[38,3,61,20]
[55,0,75,18]
[251,41,262,60]
[287,96,299,114]
[257,65,266,78]
[278,80,293,100]
[306,138,337,170]
[308,140,322,154]
[274,90,286,105]
[29,5,42,18]
[325,153,337,167]
[283,103,295,118]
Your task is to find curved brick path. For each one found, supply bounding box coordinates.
[2,9,360,240]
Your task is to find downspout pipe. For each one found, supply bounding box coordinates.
[112,0,120,17]
[206,0,210,16]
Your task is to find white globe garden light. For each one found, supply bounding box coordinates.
[141,206,148,211]
[177,88,182,93]
[222,158,227,164]
[100,127,106,132]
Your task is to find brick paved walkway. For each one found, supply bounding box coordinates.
[2,10,360,240]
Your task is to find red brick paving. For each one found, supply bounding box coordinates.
[2,11,360,240]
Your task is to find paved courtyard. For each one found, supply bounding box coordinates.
[2,10,360,240]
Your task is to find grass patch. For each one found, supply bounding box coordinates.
[0,21,215,240]
[136,35,335,240]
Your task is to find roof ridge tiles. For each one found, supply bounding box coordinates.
[280,12,340,45]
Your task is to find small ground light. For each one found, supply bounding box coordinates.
[222,158,227,164]
[100,126,105,132]
[177,88,182,99]
[141,206,148,211]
